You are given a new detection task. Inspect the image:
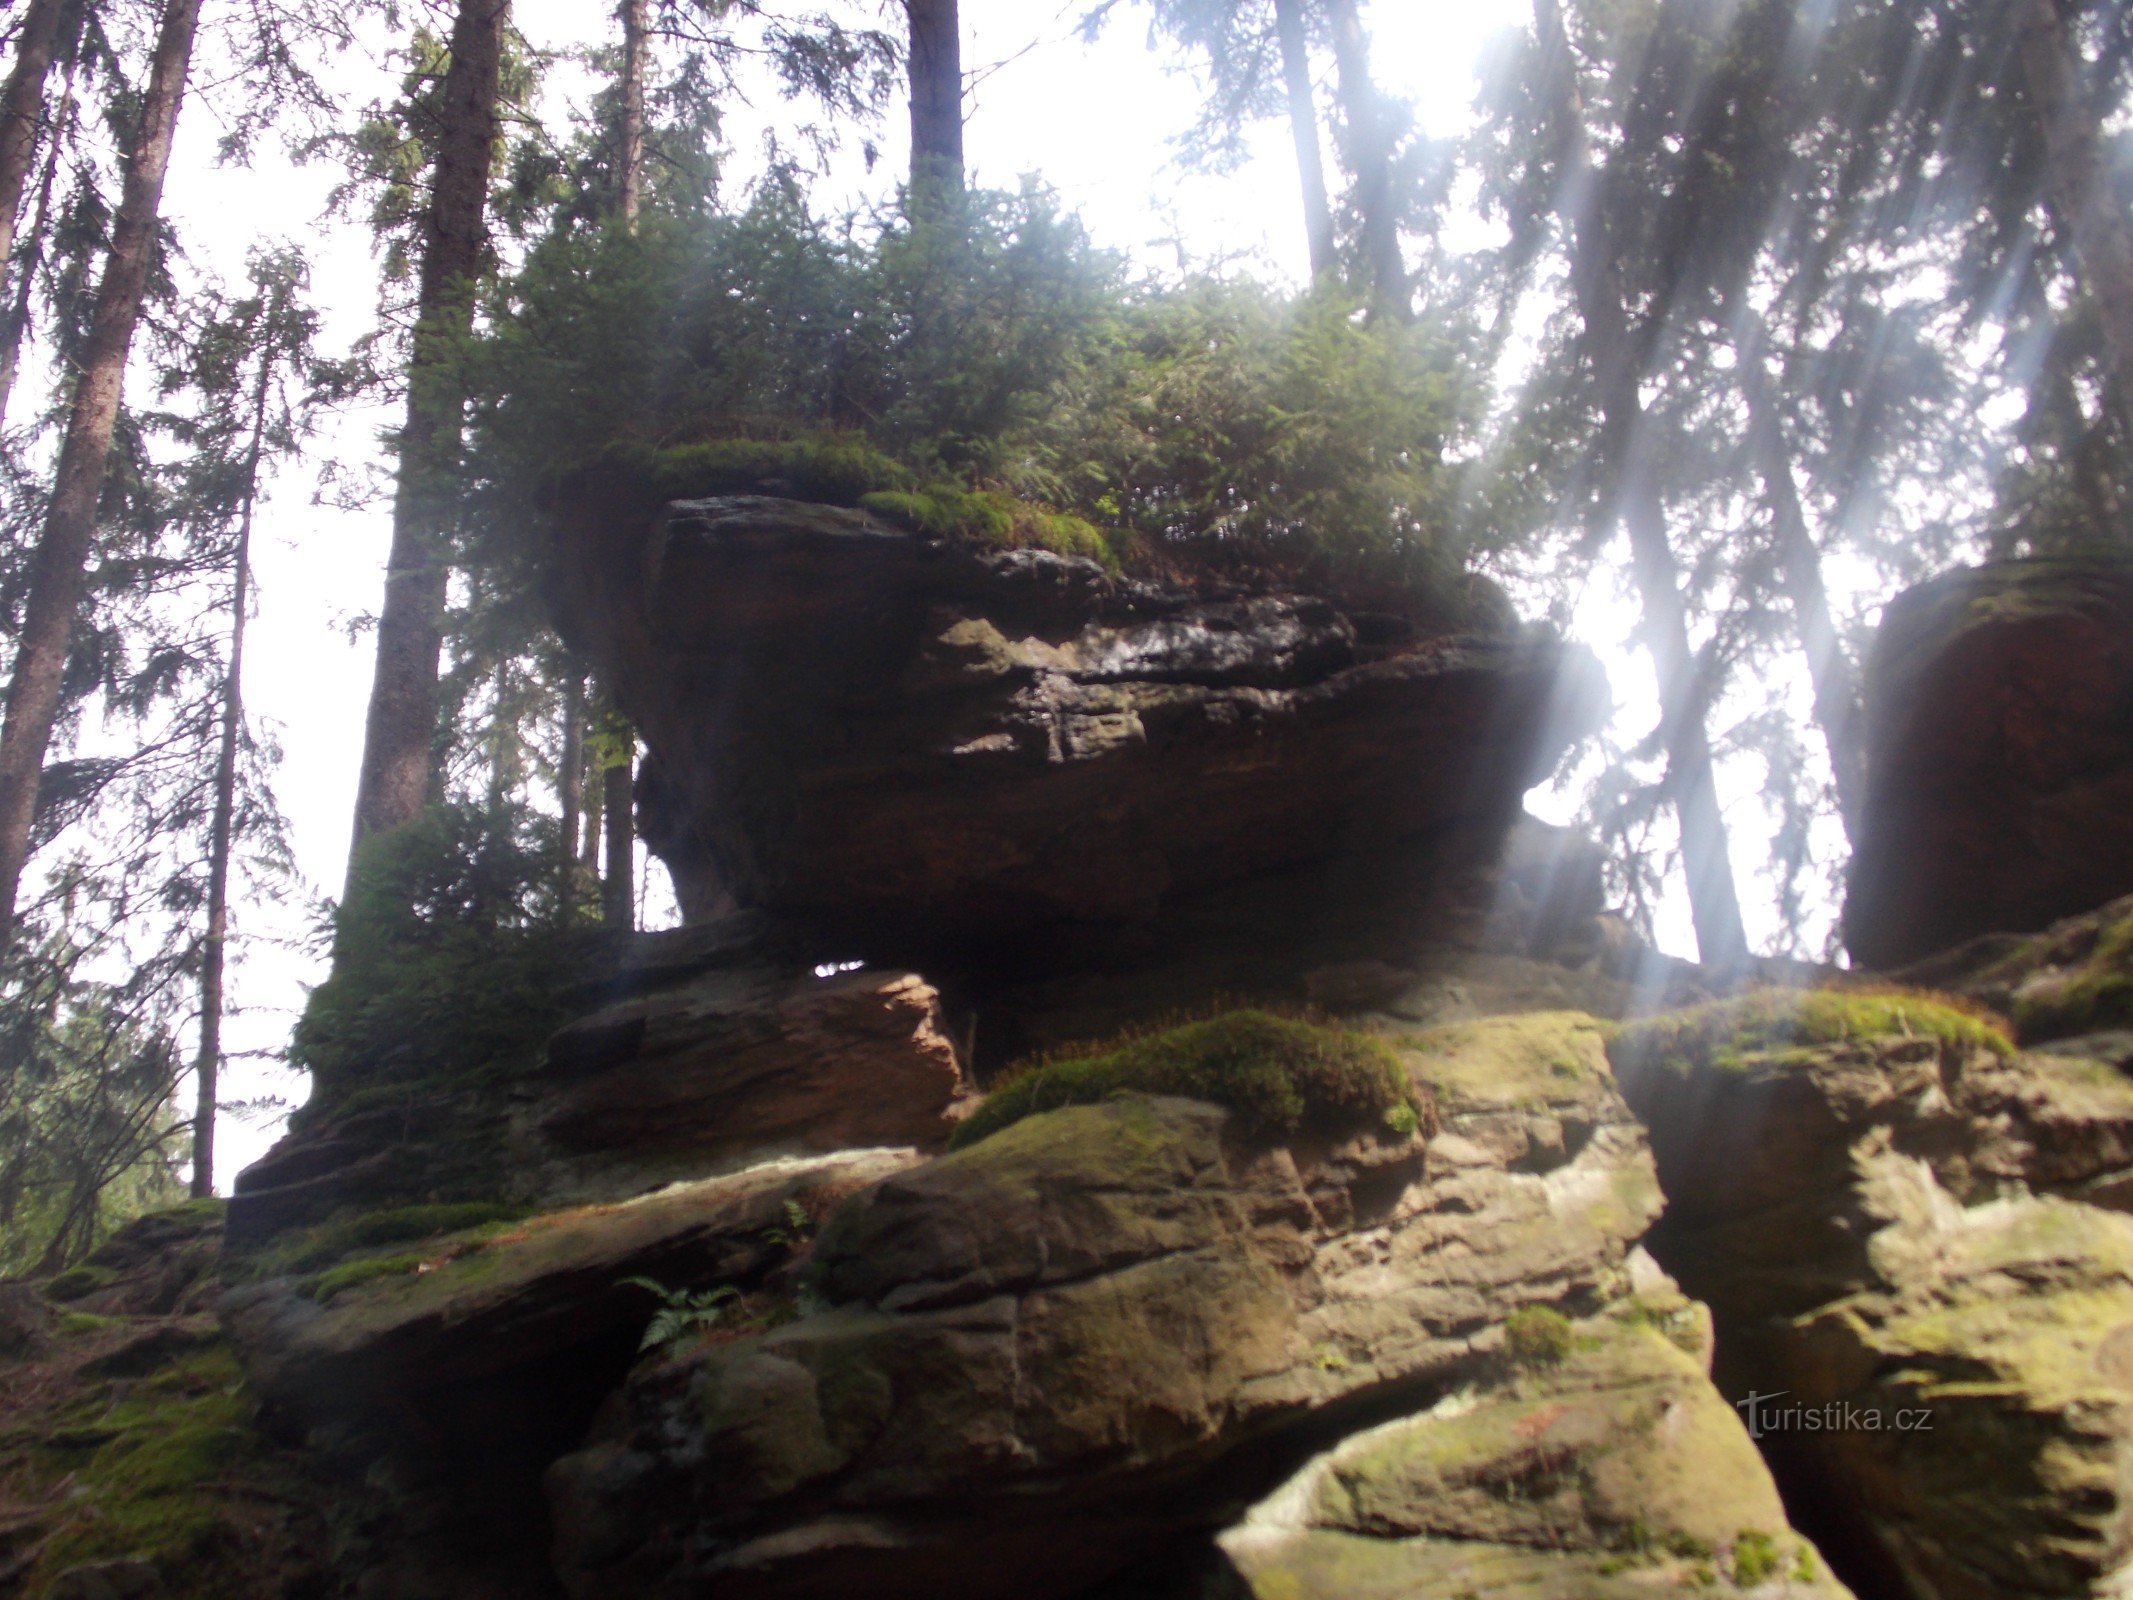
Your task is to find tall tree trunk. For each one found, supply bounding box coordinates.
[344,0,509,895]
[616,0,647,224]
[904,0,962,213]
[558,672,584,912]
[2019,0,2133,426]
[0,49,70,430]
[0,0,64,292]
[1732,313,1868,842]
[1324,0,1406,316]
[579,753,602,874]
[1272,0,1335,280]
[1534,0,1750,972]
[0,0,200,950]
[601,736,633,930]
[192,353,271,1200]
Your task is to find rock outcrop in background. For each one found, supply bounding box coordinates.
[1845,556,2133,969]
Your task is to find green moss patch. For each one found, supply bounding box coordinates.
[860,486,1118,568]
[949,1009,1424,1150]
[44,1264,118,1303]
[234,1201,526,1295]
[2013,906,2133,1042]
[1609,986,2013,1079]
[23,1345,270,1591]
[579,437,1122,567]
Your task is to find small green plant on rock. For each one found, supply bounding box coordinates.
[1504,1306,1575,1369]
[1731,1530,1780,1585]
[626,1278,741,1353]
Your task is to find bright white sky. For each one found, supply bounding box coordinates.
[144,0,1739,1185]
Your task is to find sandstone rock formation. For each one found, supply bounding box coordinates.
[226,921,967,1245]
[1845,556,2133,968]
[1219,1285,1851,1599]
[545,1014,1843,1600]
[550,495,1606,968]
[1613,989,2133,1597]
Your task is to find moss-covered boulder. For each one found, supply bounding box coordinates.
[1897,892,2133,1061]
[1779,1196,2133,1599]
[218,1144,916,1532]
[1844,555,2133,968]
[546,1012,1668,1600]
[1219,1291,1852,1599]
[1612,988,2133,1598]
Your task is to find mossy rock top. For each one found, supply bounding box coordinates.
[949,1009,1424,1152]
[1608,986,2012,1081]
[1397,1011,1615,1113]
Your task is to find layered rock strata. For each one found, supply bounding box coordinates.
[550,496,1606,966]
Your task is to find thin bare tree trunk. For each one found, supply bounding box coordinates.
[580,757,602,874]
[1324,0,1406,316]
[601,738,633,930]
[0,49,69,430]
[0,0,201,950]
[0,0,64,291]
[559,672,584,912]
[1272,0,1335,280]
[191,354,271,1200]
[1732,320,1867,842]
[2020,0,2133,426]
[1534,0,1749,972]
[617,0,647,224]
[345,0,509,896]
[904,0,962,213]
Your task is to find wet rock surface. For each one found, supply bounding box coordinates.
[1845,556,2133,969]
[551,495,1606,967]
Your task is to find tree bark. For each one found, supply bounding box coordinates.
[558,672,584,911]
[0,0,201,950]
[904,0,962,213]
[601,740,633,930]
[1533,0,1750,971]
[0,46,68,431]
[579,732,603,872]
[2019,0,2133,429]
[1324,0,1405,316]
[191,351,271,1200]
[617,0,647,225]
[1272,0,1335,280]
[344,0,509,894]
[1732,315,1868,843]
[0,0,64,295]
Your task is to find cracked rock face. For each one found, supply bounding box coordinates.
[542,1014,1826,1600]
[550,496,1606,966]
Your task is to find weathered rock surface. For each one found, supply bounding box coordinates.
[1896,891,2133,1055]
[1219,1284,1852,1598]
[1614,993,2133,1597]
[1845,556,2133,968]
[545,1014,1829,1600]
[221,1148,918,1465]
[227,926,965,1245]
[550,496,1606,966]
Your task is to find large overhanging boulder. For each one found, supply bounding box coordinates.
[550,496,1606,968]
[1845,556,2133,969]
